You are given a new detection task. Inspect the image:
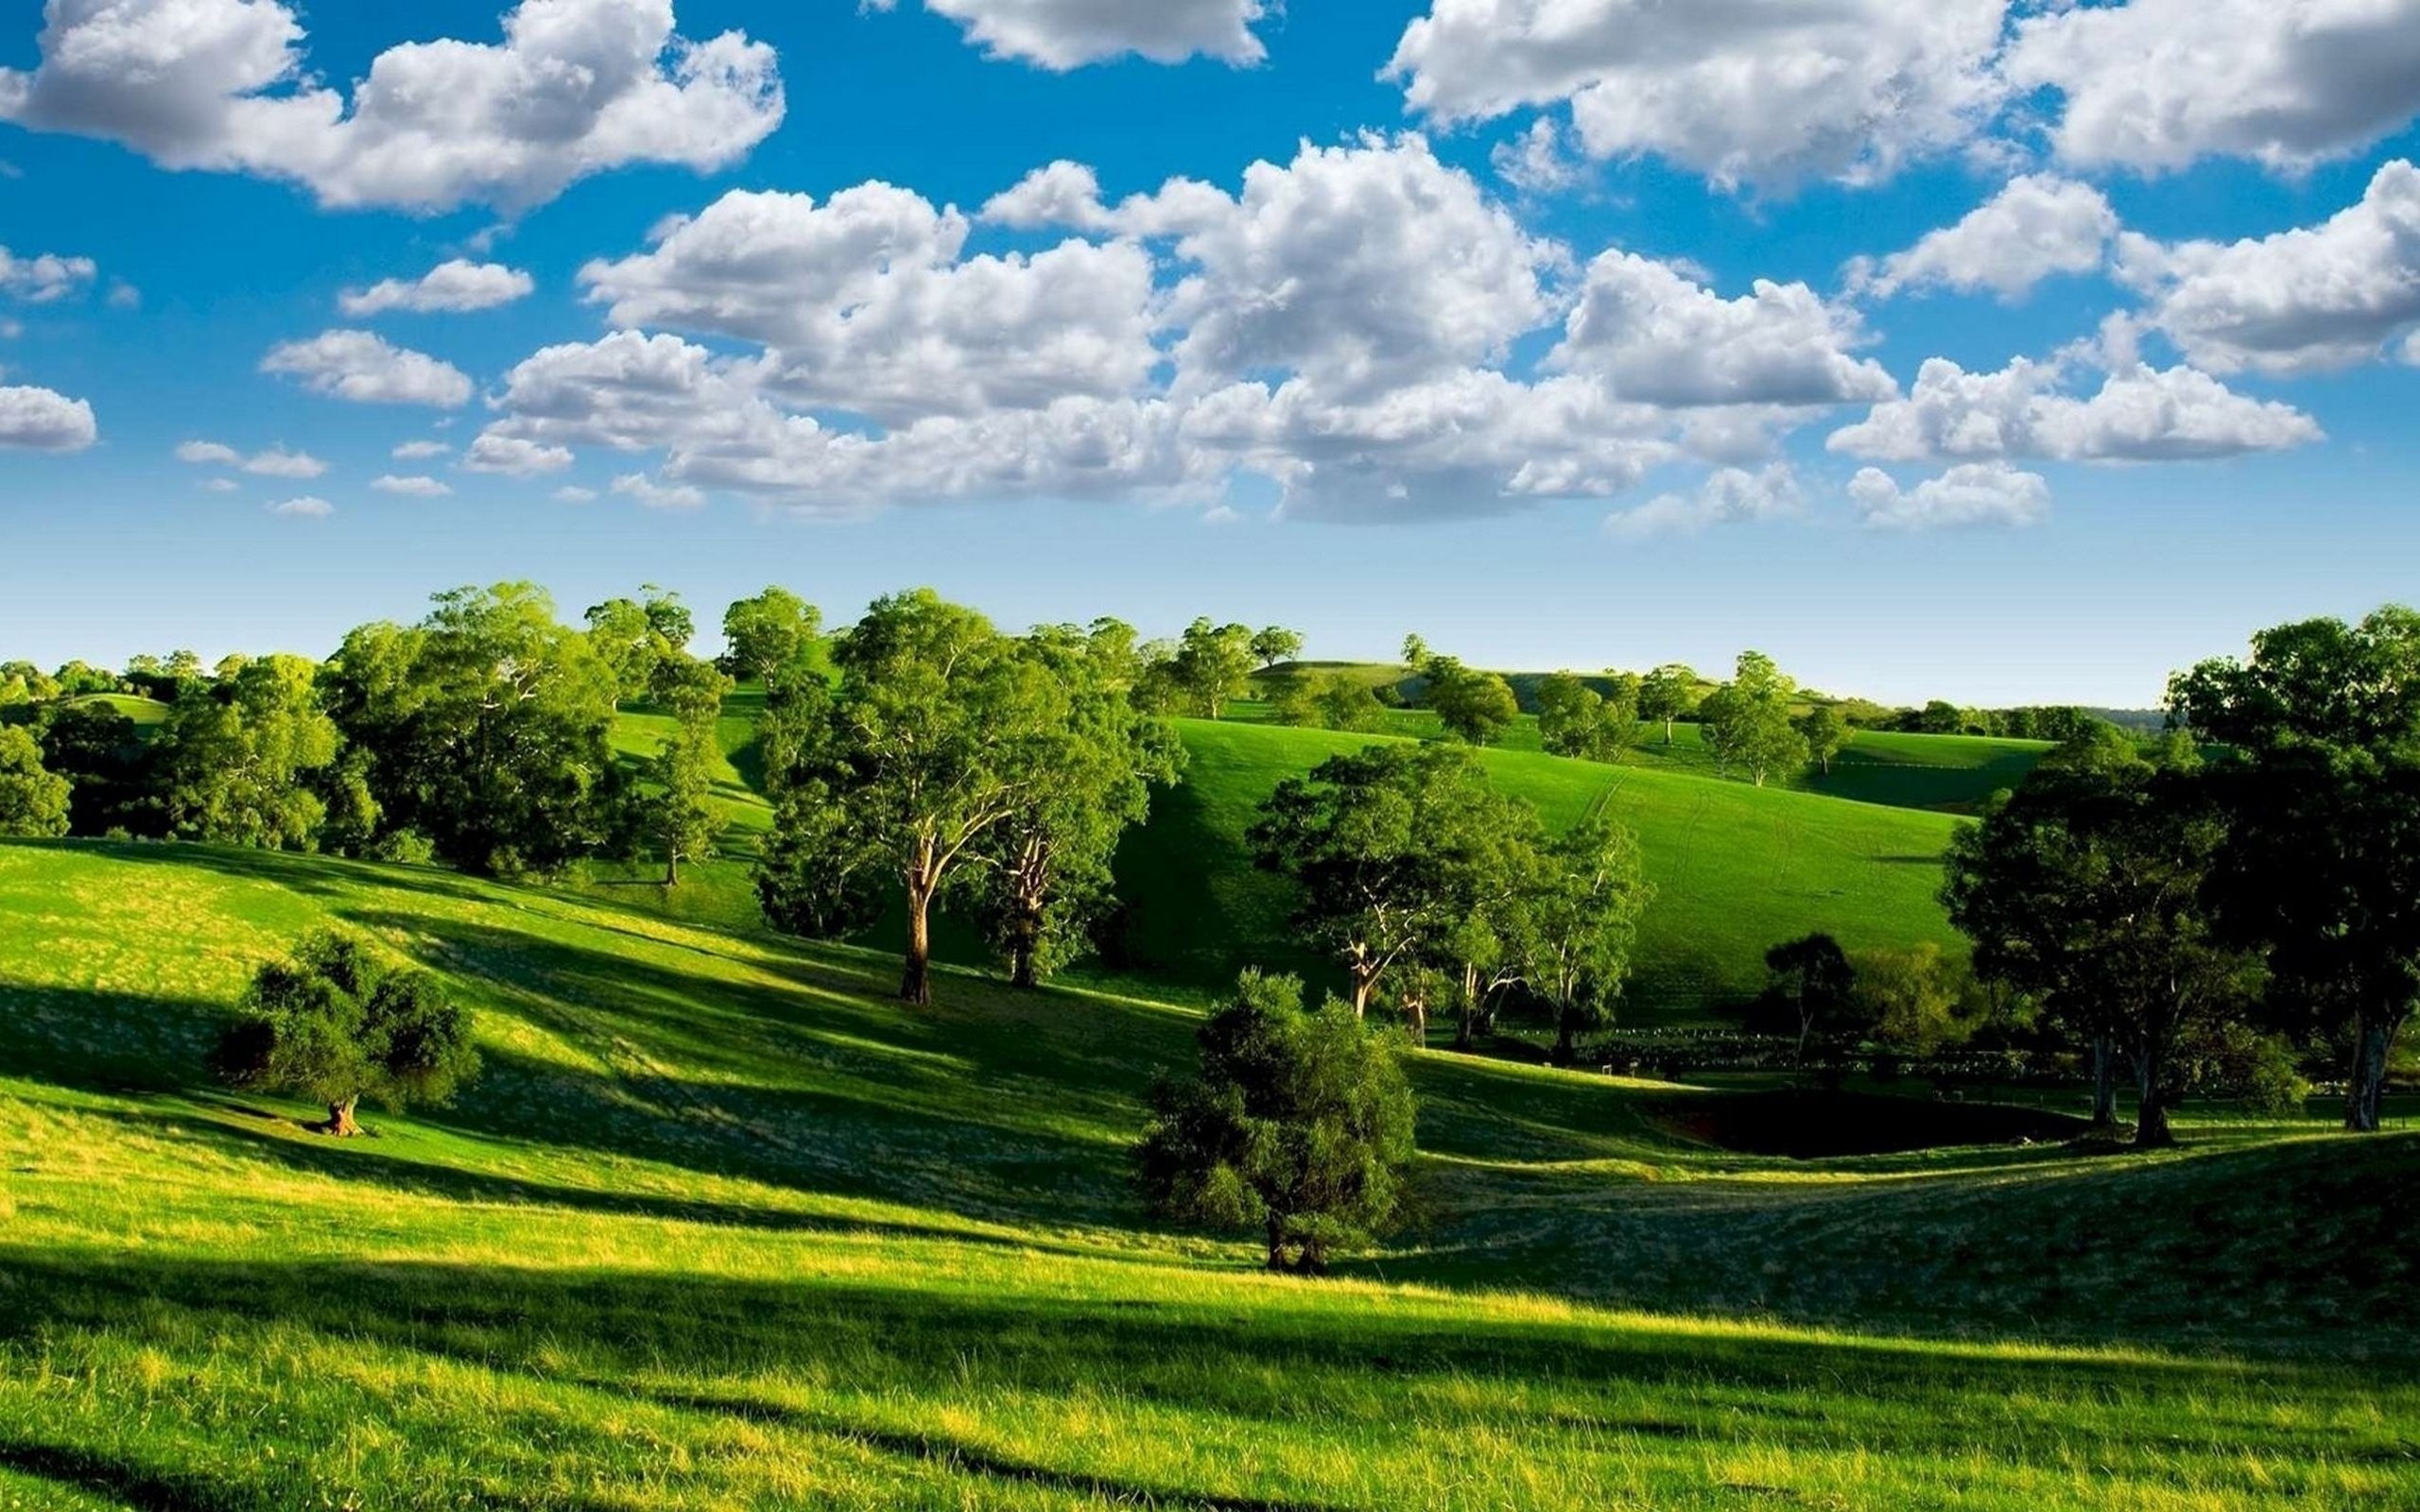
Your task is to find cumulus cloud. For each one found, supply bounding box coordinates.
[1492,117,1583,196]
[1828,354,2323,463]
[1851,462,2049,530]
[182,440,329,477]
[1384,0,2010,189]
[2115,159,2420,375]
[2007,0,2420,173]
[611,472,705,509]
[391,439,452,460]
[463,433,575,476]
[372,473,452,496]
[266,495,334,517]
[1849,175,2118,301]
[865,0,1267,69]
[0,0,785,213]
[1549,251,1898,407]
[0,383,96,450]
[341,261,535,318]
[1604,463,1803,538]
[262,330,473,407]
[0,245,96,302]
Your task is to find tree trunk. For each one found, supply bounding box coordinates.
[1010,907,1041,989]
[1349,965,1378,1020]
[1553,1006,1578,1067]
[900,883,934,1005]
[1406,994,1427,1047]
[2134,1058,2173,1150]
[322,1097,360,1138]
[2344,1009,2401,1133]
[2090,1031,2118,1126]
[665,834,680,887]
[1265,1212,1287,1273]
[1663,718,1675,746]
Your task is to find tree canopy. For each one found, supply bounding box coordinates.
[1701,652,1807,786]
[0,725,70,838]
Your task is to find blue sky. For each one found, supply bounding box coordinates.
[2,0,2417,706]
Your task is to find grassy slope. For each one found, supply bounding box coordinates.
[3,837,2417,1509]
[60,694,171,730]
[1112,720,1966,1018]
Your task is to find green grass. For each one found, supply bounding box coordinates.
[1107,720,1967,1019]
[0,837,2414,1509]
[0,841,2410,1500]
[60,693,172,730]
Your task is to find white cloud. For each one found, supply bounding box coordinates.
[174,439,241,467]
[1829,354,2323,463]
[1851,461,2049,530]
[611,472,705,509]
[372,473,452,496]
[464,433,575,476]
[1549,250,1898,407]
[2115,159,2420,375]
[0,245,95,302]
[2007,0,2420,173]
[341,261,534,318]
[177,438,327,476]
[0,383,96,450]
[865,0,1267,69]
[553,485,599,503]
[266,495,334,518]
[581,185,1163,425]
[1604,463,1803,538]
[980,161,1229,238]
[1491,117,1582,196]
[391,439,452,460]
[1384,0,2010,189]
[1849,175,2118,301]
[262,330,472,407]
[0,0,785,213]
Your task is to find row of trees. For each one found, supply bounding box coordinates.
[1946,607,2420,1143]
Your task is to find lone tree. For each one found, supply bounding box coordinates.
[718,586,824,687]
[1420,657,1520,747]
[1527,814,1651,1064]
[2171,607,2420,1133]
[1638,664,1700,745]
[1700,651,1808,786]
[644,653,734,886]
[0,726,70,838]
[1250,743,1494,1016]
[756,591,1061,1005]
[211,932,477,1137]
[1764,933,1857,1061]
[1133,971,1415,1275]
[1796,705,1853,777]
[1171,618,1257,718]
[1250,627,1305,671]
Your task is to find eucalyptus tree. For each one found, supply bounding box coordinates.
[153,653,341,850]
[1638,664,1699,746]
[1700,652,1807,786]
[1526,814,1651,1065]
[645,653,734,886]
[0,726,70,837]
[1796,705,1853,777]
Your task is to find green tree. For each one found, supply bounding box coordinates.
[1536,673,1637,763]
[1796,705,1853,777]
[153,653,340,850]
[1526,815,1651,1064]
[718,586,824,686]
[1132,971,1416,1275]
[210,932,478,1137]
[1314,674,1387,732]
[756,591,1062,1005]
[975,623,1184,988]
[1250,627,1305,670]
[586,586,692,703]
[1422,657,1519,747]
[0,725,70,837]
[1171,618,1256,718]
[1764,933,1857,1061]
[1262,670,1322,729]
[323,583,623,876]
[1250,743,1494,1016]
[1700,652,1808,786]
[644,653,734,886]
[2170,606,2420,1132]
[1638,664,1699,746]
[1851,944,1976,1057]
[34,702,150,835]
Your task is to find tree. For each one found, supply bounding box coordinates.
[34,702,150,835]
[756,591,1061,1005]
[975,623,1184,988]
[586,586,692,703]
[1250,743,1493,1016]
[322,584,623,876]
[2170,606,2420,1132]
[1422,658,1519,747]
[1170,619,1256,718]
[1851,944,1975,1057]
[1250,627,1305,671]
[643,653,734,886]
[1314,674,1387,733]
[1765,933,1856,1060]
[1797,705,1853,776]
[1400,634,1428,668]
[1700,652,1807,786]
[1537,673,1636,763]
[1263,670,1322,729]
[1133,971,1415,1275]
[0,726,70,837]
[1526,815,1651,1064]
[1638,664,1699,746]
[210,932,477,1137]
[152,653,340,850]
[718,587,824,687]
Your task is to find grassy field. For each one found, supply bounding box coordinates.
[4,837,2414,1509]
[59,694,172,730]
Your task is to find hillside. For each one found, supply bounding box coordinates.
[2,838,2414,1509]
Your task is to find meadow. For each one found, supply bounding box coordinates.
[2,837,2416,1509]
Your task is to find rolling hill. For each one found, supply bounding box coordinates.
[1,837,2413,1509]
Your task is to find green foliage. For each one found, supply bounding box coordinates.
[1536,672,1637,763]
[643,654,735,885]
[585,586,694,703]
[1313,672,1388,732]
[210,931,477,1132]
[1420,657,1519,746]
[1250,626,1305,670]
[1133,970,1415,1274]
[1849,943,1976,1057]
[1763,933,1858,1057]
[152,653,339,850]
[1528,814,1651,1062]
[1638,663,1700,745]
[1796,704,1854,776]
[1261,669,1321,729]
[1169,618,1257,718]
[324,583,623,876]
[0,725,70,837]
[1700,652,1809,786]
[718,586,825,686]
